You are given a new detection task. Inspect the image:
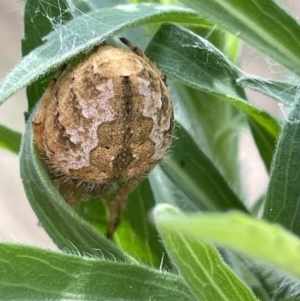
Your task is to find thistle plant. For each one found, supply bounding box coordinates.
[1,0,300,300]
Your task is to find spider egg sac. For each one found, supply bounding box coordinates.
[32,41,174,195]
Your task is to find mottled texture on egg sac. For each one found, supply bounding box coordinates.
[32,43,174,185]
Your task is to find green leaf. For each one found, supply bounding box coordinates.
[238,77,298,107]
[178,0,300,76]
[221,251,273,301]
[19,108,128,261]
[146,24,280,139]
[22,0,73,110]
[149,165,196,210]
[247,117,277,170]
[161,123,248,212]
[223,32,242,63]
[117,179,172,268]
[263,99,300,236]
[154,207,300,280]
[0,124,21,154]
[171,81,245,195]
[0,4,203,107]
[22,0,72,57]
[146,23,279,171]
[154,205,258,301]
[78,180,172,268]
[0,242,196,301]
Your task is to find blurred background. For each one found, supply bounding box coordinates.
[0,0,298,248]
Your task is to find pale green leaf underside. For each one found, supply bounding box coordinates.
[0,4,203,105]
[0,242,196,301]
[155,206,258,301]
[154,206,300,280]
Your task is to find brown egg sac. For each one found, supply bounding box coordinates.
[32,38,174,237]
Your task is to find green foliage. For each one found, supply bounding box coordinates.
[155,206,258,301]
[179,0,300,76]
[154,206,300,281]
[1,0,300,300]
[20,110,128,261]
[22,0,72,110]
[0,242,195,300]
[238,77,299,107]
[160,123,248,212]
[0,4,202,109]
[0,124,21,154]
[146,24,279,171]
[263,100,300,235]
